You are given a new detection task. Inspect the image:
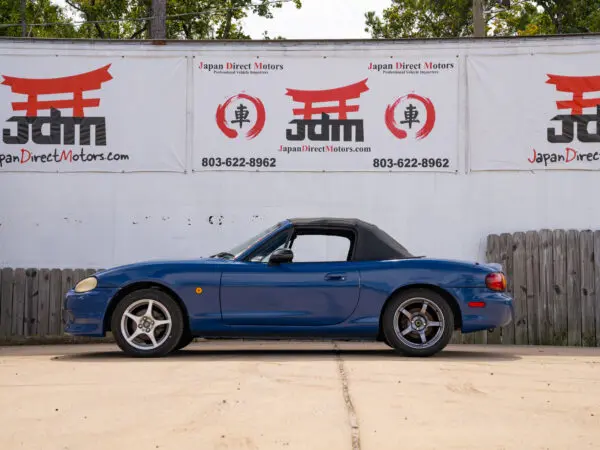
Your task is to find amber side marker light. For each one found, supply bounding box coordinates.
[486,272,507,292]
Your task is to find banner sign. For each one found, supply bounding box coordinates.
[468,52,600,171]
[193,54,459,172]
[0,55,187,172]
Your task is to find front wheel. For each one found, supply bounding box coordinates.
[175,332,195,351]
[382,288,454,357]
[111,288,185,357]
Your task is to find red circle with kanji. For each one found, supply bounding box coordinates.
[385,93,436,140]
[216,93,266,140]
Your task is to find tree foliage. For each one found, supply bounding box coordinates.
[0,0,301,39]
[0,0,78,37]
[365,0,600,38]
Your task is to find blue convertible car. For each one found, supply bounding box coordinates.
[64,218,513,357]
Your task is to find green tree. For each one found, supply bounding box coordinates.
[365,0,476,38]
[532,0,600,33]
[63,0,301,40]
[0,0,78,37]
[365,0,600,38]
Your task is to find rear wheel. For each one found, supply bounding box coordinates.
[175,332,194,351]
[111,288,184,357]
[382,288,454,357]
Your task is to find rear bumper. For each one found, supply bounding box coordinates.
[450,288,514,333]
[63,288,118,337]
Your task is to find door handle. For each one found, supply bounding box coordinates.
[325,273,347,281]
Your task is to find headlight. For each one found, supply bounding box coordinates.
[74,277,98,293]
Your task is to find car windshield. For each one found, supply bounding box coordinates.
[211,222,283,260]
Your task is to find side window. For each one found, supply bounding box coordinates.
[248,231,290,263]
[290,234,352,262]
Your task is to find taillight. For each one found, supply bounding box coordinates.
[486,272,506,291]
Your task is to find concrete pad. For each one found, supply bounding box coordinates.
[0,341,350,450]
[337,342,600,449]
[1,341,600,450]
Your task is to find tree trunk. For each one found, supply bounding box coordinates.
[20,0,26,37]
[472,0,485,37]
[150,0,167,39]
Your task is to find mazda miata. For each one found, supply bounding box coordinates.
[64,218,514,357]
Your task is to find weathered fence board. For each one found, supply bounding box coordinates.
[512,232,528,345]
[567,230,582,346]
[486,234,502,344]
[539,230,553,345]
[595,231,600,348]
[580,231,596,347]
[49,269,63,336]
[37,269,51,337]
[501,233,516,344]
[0,268,14,338]
[525,231,540,345]
[11,269,25,337]
[24,268,39,337]
[552,230,568,346]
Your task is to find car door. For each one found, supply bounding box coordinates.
[219,230,361,326]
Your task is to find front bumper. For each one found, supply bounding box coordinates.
[63,288,118,337]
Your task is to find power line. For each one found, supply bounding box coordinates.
[0,0,297,29]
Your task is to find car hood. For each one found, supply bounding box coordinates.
[93,257,230,278]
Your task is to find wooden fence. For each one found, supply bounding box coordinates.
[0,268,99,341]
[1,230,599,346]
[451,229,600,347]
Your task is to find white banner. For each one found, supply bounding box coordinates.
[0,55,187,172]
[468,51,600,171]
[193,53,459,172]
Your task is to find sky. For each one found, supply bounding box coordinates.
[241,0,391,39]
[49,0,392,39]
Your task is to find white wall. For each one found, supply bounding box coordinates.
[1,36,599,269]
[3,169,599,269]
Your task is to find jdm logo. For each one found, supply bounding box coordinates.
[546,74,600,143]
[284,79,369,142]
[385,93,436,140]
[1,65,113,146]
[215,93,266,140]
[528,74,600,166]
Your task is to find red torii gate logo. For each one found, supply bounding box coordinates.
[285,79,369,142]
[1,64,113,146]
[546,74,600,143]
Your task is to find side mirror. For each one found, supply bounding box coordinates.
[268,248,293,265]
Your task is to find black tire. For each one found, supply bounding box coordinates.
[379,334,393,348]
[175,332,194,351]
[111,288,185,357]
[381,288,454,357]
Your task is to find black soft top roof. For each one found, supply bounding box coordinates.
[287,217,414,261]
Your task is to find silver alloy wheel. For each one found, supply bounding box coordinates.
[392,297,445,349]
[120,299,173,351]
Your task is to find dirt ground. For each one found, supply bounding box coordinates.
[1,341,600,450]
